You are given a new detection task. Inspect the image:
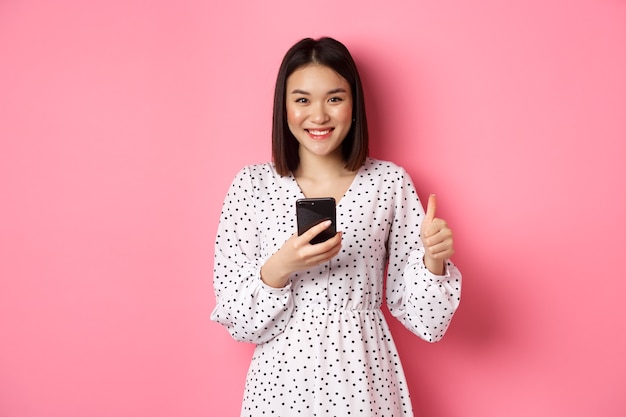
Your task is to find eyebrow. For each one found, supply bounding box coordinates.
[290,88,348,95]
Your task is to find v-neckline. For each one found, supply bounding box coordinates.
[290,162,365,208]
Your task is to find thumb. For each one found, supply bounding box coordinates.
[425,194,437,222]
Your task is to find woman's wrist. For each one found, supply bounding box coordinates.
[424,255,445,276]
[260,258,290,288]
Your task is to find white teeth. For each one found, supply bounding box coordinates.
[308,129,331,136]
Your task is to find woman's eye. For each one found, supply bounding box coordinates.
[295,97,309,104]
[328,97,343,103]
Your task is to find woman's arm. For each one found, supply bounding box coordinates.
[388,250,461,342]
[385,167,462,343]
[210,167,295,344]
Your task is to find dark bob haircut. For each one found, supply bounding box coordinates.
[272,37,369,176]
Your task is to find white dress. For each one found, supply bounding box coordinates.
[211,158,462,416]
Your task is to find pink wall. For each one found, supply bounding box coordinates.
[1,1,625,416]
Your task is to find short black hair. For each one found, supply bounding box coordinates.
[272,37,369,176]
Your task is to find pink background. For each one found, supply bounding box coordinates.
[1,1,625,416]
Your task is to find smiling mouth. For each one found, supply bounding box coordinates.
[306,128,333,137]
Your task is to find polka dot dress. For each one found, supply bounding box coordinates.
[211,158,462,417]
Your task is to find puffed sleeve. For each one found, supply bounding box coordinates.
[385,167,462,343]
[210,166,294,344]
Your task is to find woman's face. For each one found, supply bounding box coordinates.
[285,64,353,161]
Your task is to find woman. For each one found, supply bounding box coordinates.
[211,37,462,417]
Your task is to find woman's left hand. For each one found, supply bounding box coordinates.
[420,194,455,275]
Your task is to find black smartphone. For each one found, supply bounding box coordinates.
[296,197,337,244]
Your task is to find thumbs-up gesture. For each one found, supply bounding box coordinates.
[420,194,455,275]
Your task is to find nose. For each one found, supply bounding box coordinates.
[310,102,329,124]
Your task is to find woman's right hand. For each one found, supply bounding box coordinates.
[260,220,342,288]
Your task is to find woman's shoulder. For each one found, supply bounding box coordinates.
[362,157,409,178]
[228,162,293,191]
[233,161,281,179]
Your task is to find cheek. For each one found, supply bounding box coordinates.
[286,106,303,126]
[333,104,353,123]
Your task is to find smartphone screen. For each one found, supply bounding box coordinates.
[296,197,336,244]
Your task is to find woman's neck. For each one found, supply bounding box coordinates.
[294,152,349,181]
[292,152,358,202]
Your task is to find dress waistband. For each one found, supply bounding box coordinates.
[293,306,382,313]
